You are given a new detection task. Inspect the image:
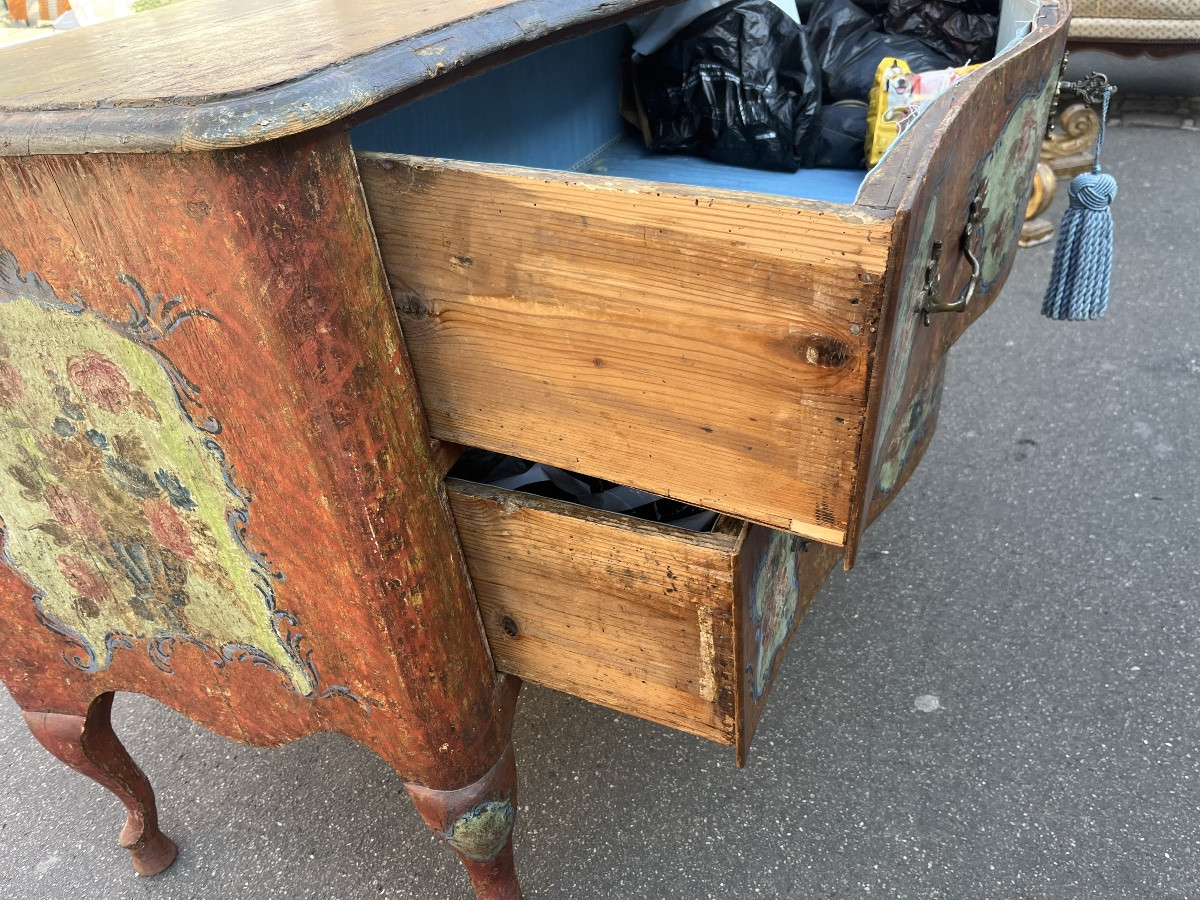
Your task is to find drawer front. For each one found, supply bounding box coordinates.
[361,158,895,547]
[847,0,1069,564]
[447,480,840,762]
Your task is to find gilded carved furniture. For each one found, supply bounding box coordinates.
[0,1,1069,896]
[1023,97,1104,245]
[1023,0,1200,244]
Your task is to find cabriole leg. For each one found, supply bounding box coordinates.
[23,692,177,877]
[406,743,522,900]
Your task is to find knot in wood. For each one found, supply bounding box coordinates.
[800,335,852,369]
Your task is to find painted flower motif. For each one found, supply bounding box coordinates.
[37,431,105,479]
[142,497,196,559]
[8,461,45,502]
[67,352,131,414]
[979,92,1054,288]
[985,204,1017,276]
[111,431,151,467]
[44,484,105,543]
[131,389,162,423]
[103,455,160,499]
[155,469,197,511]
[1012,105,1040,172]
[0,248,313,694]
[53,382,87,421]
[0,358,26,407]
[55,554,111,619]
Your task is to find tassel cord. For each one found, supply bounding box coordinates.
[1042,85,1117,321]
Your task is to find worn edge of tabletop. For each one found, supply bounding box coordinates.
[0,0,675,155]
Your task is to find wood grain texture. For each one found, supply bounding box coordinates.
[847,0,1069,566]
[448,478,842,760]
[0,0,672,155]
[448,479,741,744]
[363,157,895,545]
[0,132,511,791]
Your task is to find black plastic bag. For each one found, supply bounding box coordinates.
[813,102,868,168]
[632,0,823,172]
[807,0,954,102]
[885,0,998,64]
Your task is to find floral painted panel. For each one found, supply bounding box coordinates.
[975,75,1059,293]
[872,195,937,496]
[871,75,1056,498]
[0,249,315,694]
[746,530,804,701]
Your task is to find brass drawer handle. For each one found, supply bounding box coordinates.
[920,187,986,326]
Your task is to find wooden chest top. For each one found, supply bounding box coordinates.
[0,0,673,154]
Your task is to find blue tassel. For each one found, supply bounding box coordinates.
[1042,87,1116,320]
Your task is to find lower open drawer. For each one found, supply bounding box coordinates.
[446,478,841,764]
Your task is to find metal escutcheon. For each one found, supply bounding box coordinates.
[920,186,986,326]
[1059,70,1115,107]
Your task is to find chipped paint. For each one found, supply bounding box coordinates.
[439,797,515,863]
[746,531,804,700]
[878,363,944,494]
[697,606,717,702]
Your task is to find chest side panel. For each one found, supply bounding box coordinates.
[0,134,503,785]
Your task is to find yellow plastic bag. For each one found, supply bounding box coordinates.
[865,58,911,167]
[865,58,983,167]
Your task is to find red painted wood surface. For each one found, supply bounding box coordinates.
[0,130,511,792]
[408,742,522,899]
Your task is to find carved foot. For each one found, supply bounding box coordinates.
[406,743,522,900]
[23,693,178,877]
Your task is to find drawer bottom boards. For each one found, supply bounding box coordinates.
[446,480,842,764]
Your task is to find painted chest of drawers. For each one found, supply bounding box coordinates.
[0,0,1068,895]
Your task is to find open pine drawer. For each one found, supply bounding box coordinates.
[446,474,843,764]
[355,0,1069,568]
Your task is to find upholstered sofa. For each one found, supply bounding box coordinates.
[1069,0,1200,51]
[1022,0,1199,244]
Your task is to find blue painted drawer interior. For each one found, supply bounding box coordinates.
[351,25,867,205]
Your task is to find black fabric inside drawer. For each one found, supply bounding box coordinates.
[449,449,720,533]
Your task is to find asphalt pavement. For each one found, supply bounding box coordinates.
[1,109,1197,900]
